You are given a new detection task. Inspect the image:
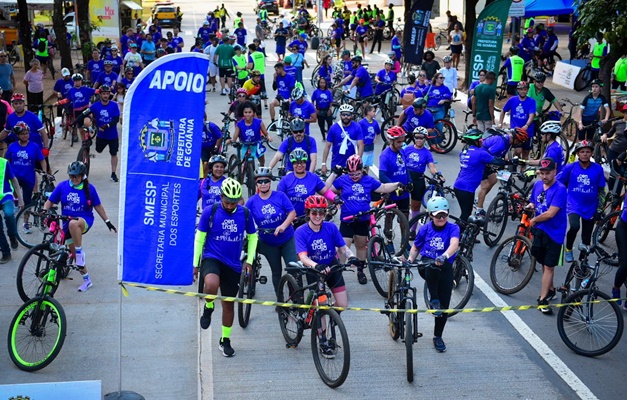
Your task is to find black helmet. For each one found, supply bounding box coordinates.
[413,98,427,108]
[510,46,520,55]
[591,79,603,87]
[67,161,87,176]
[534,71,546,83]
[254,166,273,179]
[207,154,227,169]
[462,128,483,144]
[99,84,112,92]
[290,117,305,132]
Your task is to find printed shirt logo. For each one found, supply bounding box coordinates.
[351,183,364,195]
[243,128,255,141]
[576,174,590,187]
[261,203,277,216]
[311,238,327,252]
[429,237,445,251]
[67,192,81,204]
[222,219,238,233]
[294,184,308,195]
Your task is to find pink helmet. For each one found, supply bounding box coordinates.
[346,154,363,172]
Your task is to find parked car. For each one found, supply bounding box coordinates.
[258,0,280,16]
[152,2,179,28]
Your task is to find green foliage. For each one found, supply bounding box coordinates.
[575,0,627,48]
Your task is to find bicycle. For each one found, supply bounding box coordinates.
[219,112,236,154]
[381,111,458,154]
[16,170,58,248]
[421,174,456,205]
[560,98,581,143]
[573,57,592,92]
[556,244,623,357]
[266,98,291,151]
[74,108,96,177]
[277,261,351,388]
[237,233,268,328]
[32,104,56,151]
[591,118,621,170]
[383,18,404,41]
[227,142,257,198]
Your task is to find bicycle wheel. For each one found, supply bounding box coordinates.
[484,193,509,247]
[435,35,442,51]
[227,154,241,182]
[17,243,59,303]
[383,27,392,40]
[449,255,474,315]
[431,119,457,154]
[497,70,508,100]
[311,309,350,388]
[375,207,409,257]
[592,211,620,266]
[574,67,592,92]
[489,235,536,294]
[246,161,255,197]
[387,269,401,340]
[593,142,609,171]
[381,114,400,149]
[557,289,624,357]
[404,301,414,383]
[8,297,67,371]
[367,235,393,298]
[237,267,254,328]
[310,65,320,88]
[77,145,91,177]
[44,116,55,151]
[277,274,304,347]
[562,119,577,143]
[557,133,571,163]
[9,48,19,65]
[266,119,288,151]
[16,203,48,248]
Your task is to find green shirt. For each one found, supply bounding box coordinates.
[615,57,627,82]
[473,83,496,121]
[528,83,556,116]
[215,44,235,68]
[250,51,265,74]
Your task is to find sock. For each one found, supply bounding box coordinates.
[75,247,86,267]
[222,325,232,339]
[205,301,214,310]
[82,273,90,281]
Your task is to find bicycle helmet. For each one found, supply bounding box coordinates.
[291,86,304,100]
[338,103,354,114]
[103,60,113,66]
[510,46,520,55]
[443,55,452,63]
[289,148,309,163]
[236,88,247,95]
[346,154,363,172]
[250,69,261,77]
[384,58,394,65]
[591,79,603,87]
[426,196,449,213]
[221,177,242,200]
[462,128,483,143]
[104,38,112,44]
[412,126,428,138]
[539,120,562,136]
[351,55,363,63]
[72,73,84,81]
[304,195,328,210]
[412,98,427,109]
[534,71,546,83]
[10,93,25,102]
[207,154,227,168]
[254,166,273,179]
[67,161,87,176]
[516,81,528,89]
[290,117,305,132]
[574,140,594,153]
[99,84,112,92]
[385,126,406,141]
[12,121,29,134]
[512,127,529,143]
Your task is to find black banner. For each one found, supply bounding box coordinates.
[403,0,435,65]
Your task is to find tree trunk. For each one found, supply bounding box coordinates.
[16,0,32,67]
[53,0,73,70]
[463,0,479,90]
[76,0,93,63]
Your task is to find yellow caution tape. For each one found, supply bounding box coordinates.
[120,282,627,315]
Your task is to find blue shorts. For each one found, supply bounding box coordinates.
[63,217,91,244]
[276,45,285,55]
[362,150,374,167]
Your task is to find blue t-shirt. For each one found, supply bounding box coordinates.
[90,100,120,140]
[530,180,567,244]
[198,176,225,210]
[556,162,606,220]
[277,172,325,217]
[358,118,380,147]
[5,141,44,187]
[66,86,96,109]
[375,69,397,95]
[197,28,213,43]
[278,135,317,172]
[53,78,73,98]
[580,94,608,122]
[289,100,316,134]
[454,146,495,193]
[170,37,184,53]
[483,134,511,158]
[333,174,382,221]
[342,60,352,78]
[236,118,263,144]
[274,28,289,47]
[284,65,297,80]
[96,71,118,87]
[402,107,435,133]
[246,191,295,246]
[197,204,257,271]
[327,121,364,169]
[356,25,368,38]
[391,36,402,60]
[234,28,247,46]
[318,65,333,83]
[203,122,223,150]
[108,56,124,74]
[288,39,308,54]
[120,77,134,89]
[402,146,434,174]
[425,85,452,108]
[275,73,296,100]
[414,221,460,261]
[351,66,373,98]
[379,148,408,200]
[48,180,102,227]
[87,59,103,83]
[311,89,333,110]
[141,40,156,61]
[543,141,565,173]
[5,112,45,149]
[0,63,14,90]
[503,96,536,136]
[295,221,346,265]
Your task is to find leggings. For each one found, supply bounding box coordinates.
[614,219,627,288]
[454,188,475,224]
[257,237,298,297]
[317,109,333,139]
[565,213,595,250]
[424,260,453,337]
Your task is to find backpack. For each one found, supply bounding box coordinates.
[287,134,311,155]
[208,202,250,229]
[38,39,47,53]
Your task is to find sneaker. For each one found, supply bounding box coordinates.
[565,250,574,263]
[429,299,443,317]
[357,267,367,285]
[212,87,216,92]
[219,337,235,357]
[111,172,119,182]
[78,278,93,292]
[9,236,18,250]
[475,209,486,217]
[612,288,622,306]
[200,306,214,329]
[269,121,277,131]
[0,253,11,264]
[23,222,31,234]
[538,298,553,315]
[320,340,336,359]
[546,288,556,301]
[433,336,446,352]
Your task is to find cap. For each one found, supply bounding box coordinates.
[538,157,556,171]
[111,45,119,50]
[622,104,627,112]
[299,33,307,38]
[61,67,71,77]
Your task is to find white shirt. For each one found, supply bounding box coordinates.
[204,44,218,64]
[439,66,458,92]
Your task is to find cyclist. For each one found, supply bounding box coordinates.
[53,68,73,119]
[242,69,263,116]
[336,56,373,100]
[330,155,404,284]
[398,97,435,134]
[612,195,627,310]
[557,141,606,263]
[43,161,117,292]
[501,46,525,98]
[528,157,567,315]
[498,81,535,160]
[1,93,50,155]
[426,72,453,133]
[541,27,559,68]
[247,44,268,109]
[194,178,257,357]
[86,49,104,84]
[289,87,317,135]
[54,74,97,142]
[228,88,251,120]
[406,196,459,353]
[576,79,610,142]
[228,102,271,166]
[320,103,364,176]
[199,154,227,210]
[311,77,334,141]
[93,60,118,90]
[89,84,121,182]
[268,118,317,174]
[202,121,223,162]
[374,59,397,95]
[358,105,381,169]
[245,167,297,296]
[0,146,22,259]
[123,43,143,77]
[269,62,296,123]
[318,54,334,84]
[528,71,562,118]
[526,121,565,173]
[379,126,410,220]
[453,129,508,224]
[277,149,336,227]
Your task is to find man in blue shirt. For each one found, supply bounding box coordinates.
[336,56,373,99]
[269,62,296,122]
[89,85,121,182]
[498,81,535,160]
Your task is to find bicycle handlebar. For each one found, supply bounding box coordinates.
[286,261,352,277]
[341,202,397,222]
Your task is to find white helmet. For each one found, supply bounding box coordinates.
[539,121,562,136]
[384,58,394,65]
[338,103,354,113]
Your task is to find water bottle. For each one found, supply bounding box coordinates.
[581,278,590,289]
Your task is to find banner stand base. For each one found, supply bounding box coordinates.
[104,390,145,399]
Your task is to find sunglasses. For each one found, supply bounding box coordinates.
[237,94,247,98]
[340,113,352,118]
[431,213,448,220]
[419,74,426,77]
[414,136,426,140]
[293,160,307,164]
[293,130,304,134]
[310,209,326,216]
[256,179,271,185]
[437,76,445,80]
[69,174,82,179]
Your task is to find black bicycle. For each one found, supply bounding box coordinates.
[227,142,257,198]
[237,234,268,328]
[16,170,57,248]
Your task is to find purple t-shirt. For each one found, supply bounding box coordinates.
[5,141,44,187]
[96,71,118,87]
[379,147,408,200]
[203,122,223,150]
[414,221,460,261]
[453,146,495,193]
[66,86,96,109]
[327,121,364,169]
[357,118,380,147]
[53,78,73,98]
[311,89,333,110]
[236,118,263,144]
[289,100,316,134]
[277,172,325,217]
[87,59,103,83]
[90,100,120,140]
[333,174,382,221]
[295,221,346,265]
[503,96,536,137]
[402,107,435,133]
[543,141,564,173]
[530,180,567,244]
[278,135,317,172]
[48,180,102,227]
[556,162,606,220]
[351,65,373,98]
[5,112,45,149]
[198,176,225,210]
[375,69,397,95]
[483,134,511,158]
[402,146,434,174]
[246,191,295,246]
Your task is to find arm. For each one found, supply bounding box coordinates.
[38,128,49,149]
[309,152,317,173]
[375,181,402,193]
[530,205,561,226]
[275,210,296,235]
[93,204,117,232]
[321,140,332,174]
[488,98,495,124]
[11,177,23,208]
[357,140,364,157]
[268,150,284,169]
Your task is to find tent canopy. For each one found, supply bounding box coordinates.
[525,0,576,17]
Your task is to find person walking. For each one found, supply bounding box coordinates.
[0,50,15,101]
[23,60,44,113]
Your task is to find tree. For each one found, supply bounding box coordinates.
[575,0,627,100]
[76,0,93,62]
[53,0,72,70]
[16,0,33,67]
[462,0,497,89]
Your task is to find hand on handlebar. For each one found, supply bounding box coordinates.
[315,263,331,275]
[435,255,447,266]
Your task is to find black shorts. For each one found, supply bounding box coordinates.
[358,36,365,43]
[305,258,346,290]
[340,219,370,238]
[334,37,341,47]
[506,84,517,96]
[73,109,88,127]
[450,44,463,54]
[531,228,563,268]
[198,258,240,297]
[219,67,234,78]
[388,196,409,213]
[482,166,497,181]
[95,137,119,155]
[409,172,426,202]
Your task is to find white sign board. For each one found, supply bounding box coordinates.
[0,380,102,400]
[553,61,582,90]
[509,0,525,17]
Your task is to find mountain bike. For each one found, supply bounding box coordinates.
[32,104,56,151]
[560,98,580,143]
[383,18,404,41]
[557,244,623,357]
[228,142,258,198]
[76,117,95,178]
[237,234,268,328]
[573,57,592,92]
[421,175,456,205]
[266,98,291,151]
[381,113,457,154]
[16,170,58,248]
[277,262,351,388]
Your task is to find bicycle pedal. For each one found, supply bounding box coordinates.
[258,276,268,284]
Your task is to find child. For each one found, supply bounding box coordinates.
[114,83,126,124]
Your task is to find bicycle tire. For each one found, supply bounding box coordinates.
[562,118,577,142]
[559,261,586,304]
[375,207,409,257]
[573,67,592,92]
[497,70,508,100]
[246,161,255,198]
[367,235,393,298]
[435,35,442,51]
[489,235,536,294]
[237,267,253,328]
[61,111,70,140]
[227,154,241,182]
[277,274,304,347]
[70,127,78,147]
[9,49,19,65]
[557,289,624,357]
[17,243,58,303]
[16,203,49,248]
[484,193,509,247]
[557,133,571,163]
[310,64,320,88]
[422,255,474,317]
[383,27,392,40]
[44,116,54,151]
[431,119,457,154]
[380,114,400,149]
[8,296,67,371]
[387,269,401,340]
[77,145,91,177]
[266,119,287,151]
[405,302,414,383]
[592,210,620,266]
[593,141,609,171]
[311,308,350,388]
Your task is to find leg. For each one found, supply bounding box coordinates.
[2,200,17,241]
[454,188,475,224]
[258,240,283,297]
[579,217,595,247]
[0,215,11,262]
[476,173,497,209]
[353,234,368,261]
[540,265,555,300]
[434,261,453,337]
[565,213,581,250]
